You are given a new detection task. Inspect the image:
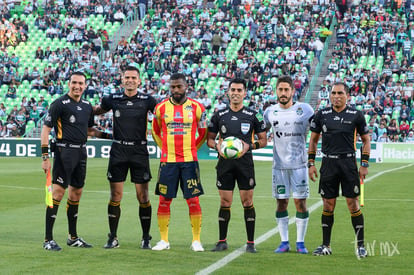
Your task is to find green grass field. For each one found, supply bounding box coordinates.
[0,158,413,274]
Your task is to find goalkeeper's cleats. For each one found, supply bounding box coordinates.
[246,242,257,253]
[43,240,62,251]
[152,240,170,251]
[67,237,93,248]
[274,241,290,253]
[356,246,367,258]
[191,241,205,252]
[312,245,332,256]
[141,235,152,249]
[296,242,309,254]
[103,233,119,249]
[211,241,228,252]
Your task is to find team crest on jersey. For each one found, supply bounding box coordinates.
[273,110,278,115]
[69,115,76,123]
[77,106,82,111]
[296,107,303,115]
[174,112,183,119]
[221,125,227,134]
[241,123,250,134]
[115,110,121,117]
[127,101,133,106]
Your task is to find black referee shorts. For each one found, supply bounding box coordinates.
[107,143,151,183]
[318,157,360,198]
[53,146,87,189]
[216,154,256,191]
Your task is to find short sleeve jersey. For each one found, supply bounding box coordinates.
[100,92,157,142]
[310,106,369,155]
[152,97,207,163]
[264,102,314,169]
[208,106,266,152]
[44,94,94,144]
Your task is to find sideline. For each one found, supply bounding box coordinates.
[195,163,414,275]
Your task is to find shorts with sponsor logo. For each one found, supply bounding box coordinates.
[272,167,309,199]
[107,143,151,183]
[216,154,256,191]
[318,157,360,198]
[155,161,204,199]
[53,146,87,189]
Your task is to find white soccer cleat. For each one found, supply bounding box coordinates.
[191,241,205,252]
[152,240,170,251]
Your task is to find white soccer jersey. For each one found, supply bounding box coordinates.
[264,102,314,169]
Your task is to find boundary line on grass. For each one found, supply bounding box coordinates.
[195,163,414,275]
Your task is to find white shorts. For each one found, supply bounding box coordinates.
[272,167,309,199]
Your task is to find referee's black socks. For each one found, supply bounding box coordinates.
[218,207,231,241]
[108,200,121,238]
[139,201,152,239]
[351,209,364,247]
[321,210,334,246]
[244,205,256,243]
[45,199,60,241]
[67,199,79,239]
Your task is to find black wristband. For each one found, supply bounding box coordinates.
[102,132,113,139]
[41,146,48,155]
[308,152,316,161]
[254,141,260,149]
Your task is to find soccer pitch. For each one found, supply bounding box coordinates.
[0,158,413,274]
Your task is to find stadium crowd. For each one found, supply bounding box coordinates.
[0,0,414,142]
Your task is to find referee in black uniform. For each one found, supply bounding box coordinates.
[94,66,157,249]
[308,82,370,258]
[207,78,267,253]
[41,72,110,251]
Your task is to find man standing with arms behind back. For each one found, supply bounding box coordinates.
[207,78,267,253]
[41,72,110,251]
[94,66,157,249]
[308,82,370,258]
[263,75,314,254]
[151,73,208,252]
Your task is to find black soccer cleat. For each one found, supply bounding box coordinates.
[104,233,119,249]
[43,240,62,251]
[211,241,228,252]
[246,243,257,253]
[141,235,152,249]
[67,237,93,248]
[312,245,332,256]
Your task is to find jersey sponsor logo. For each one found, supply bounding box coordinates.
[127,101,133,106]
[81,99,90,104]
[346,109,357,114]
[113,94,123,98]
[77,106,82,111]
[69,115,76,123]
[221,125,227,134]
[272,120,279,127]
[219,109,229,116]
[231,116,238,120]
[167,122,191,129]
[334,116,340,120]
[275,131,283,138]
[322,109,332,114]
[62,99,70,104]
[294,121,303,125]
[115,110,120,117]
[241,123,250,134]
[242,109,253,116]
[276,185,286,194]
[296,107,303,115]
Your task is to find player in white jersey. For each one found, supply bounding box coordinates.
[263,75,314,254]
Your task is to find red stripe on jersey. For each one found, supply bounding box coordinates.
[174,104,185,162]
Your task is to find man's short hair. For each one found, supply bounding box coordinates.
[333,81,350,94]
[170,73,187,82]
[276,75,294,90]
[123,65,140,75]
[70,71,87,81]
[229,78,246,90]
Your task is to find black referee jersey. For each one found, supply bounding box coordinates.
[100,92,157,141]
[310,106,369,155]
[208,106,266,147]
[44,94,94,144]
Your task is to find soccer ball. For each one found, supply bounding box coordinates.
[220,136,244,159]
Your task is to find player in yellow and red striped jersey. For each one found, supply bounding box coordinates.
[151,73,207,252]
